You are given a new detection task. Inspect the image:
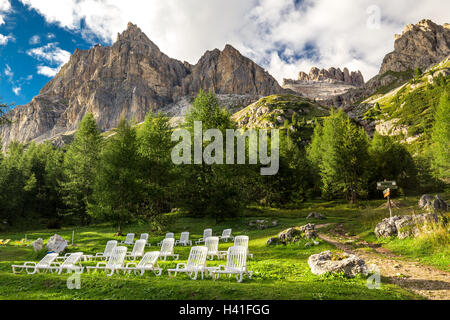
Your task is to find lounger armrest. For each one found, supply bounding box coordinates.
[175,263,186,269]
[95,253,104,257]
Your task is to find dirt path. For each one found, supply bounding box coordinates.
[316,223,450,300]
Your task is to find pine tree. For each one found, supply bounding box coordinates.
[137,112,175,229]
[89,119,143,234]
[60,113,102,225]
[307,109,370,203]
[431,91,450,181]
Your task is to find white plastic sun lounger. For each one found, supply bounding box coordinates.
[139,233,152,246]
[121,251,162,276]
[157,233,174,246]
[159,238,179,261]
[49,252,84,274]
[85,240,118,261]
[168,246,208,280]
[195,229,213,244]
[205,237,223,260]
[120,233,135,245]
[12,253,59,275]
[125,239,147,260]
[86,246,127,276]
[210,246,253,283]
[175,232,192,246]
[219,229,234,242]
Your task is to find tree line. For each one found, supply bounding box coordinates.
[0,91,448,232]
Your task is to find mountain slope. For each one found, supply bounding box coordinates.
[0,23,284,148]
[355,56,450,151]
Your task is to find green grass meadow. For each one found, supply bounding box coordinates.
[1,198,446,300]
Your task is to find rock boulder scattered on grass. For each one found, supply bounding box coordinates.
[32,238,43,252]
[268,224,318,246]
[307,212,326,220]
[419,194,448,212]
[266,237,281,246]
[46,234,68,253]
[249,219,278,230]
[374,214,440,239]
[308,251,368,277]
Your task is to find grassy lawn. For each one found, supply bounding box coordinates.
[0,199,443,300]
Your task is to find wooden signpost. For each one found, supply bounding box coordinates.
[377,180,398,219]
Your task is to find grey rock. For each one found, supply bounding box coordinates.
[419,194,435,209]
[46,234,68,253]
[308,251,368,277]
[375,214,440,239]
[32,238,43,252]
[307,212,326,220]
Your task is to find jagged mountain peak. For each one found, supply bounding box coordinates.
[381,19,450,74]
[0,25,284,148]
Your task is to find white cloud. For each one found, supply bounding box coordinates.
[4,64,13,78]
[37,65,60,77]
[47,33,55,39]
[29,35,41,45]
[0,0,11,26]
[12,86,21,95]
[0,33,12,45]
[27,42,71,65]
[18,0,450,83]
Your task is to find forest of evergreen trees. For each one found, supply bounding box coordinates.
[0,91,448,233]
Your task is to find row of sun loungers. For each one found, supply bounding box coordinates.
[11,233,253,282]
[121,229,235,247]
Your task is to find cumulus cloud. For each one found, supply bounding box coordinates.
[0,33,12,45]
[27,42,71,65]
[12,86,21,95]
[26,42,71,77]
[18,0,450,83]
[0,0,10,25]
[36,65,60,77]
[29,35,40,45]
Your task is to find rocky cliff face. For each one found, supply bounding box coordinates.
[332,19,450,108]
[292,67,364,86]
[282,67,364,101]
[0,23,284,148]
[380,19,450,74]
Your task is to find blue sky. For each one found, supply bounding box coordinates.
[0,0,104,107]
[0,0,449,109]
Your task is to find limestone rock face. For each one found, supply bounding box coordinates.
[0,23,284,148]
[380,20,450,74]
[282,66,364,101]
[308,251,368,277]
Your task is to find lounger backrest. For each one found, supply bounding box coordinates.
[234,236,249,249]
[180,232,189,242]
[222,229,232,237]
[131,239,146,256]
[226,246,247,269]
[36,253,59,268]
[138,252,160,268]
[203,229,213,239]
[205,237,219,254]
[160,238,175,254]
[61,252,83,267]
[103,240,118,257]
[107,246,127,268]
[140,233,149,241]
[125,233,135,243]
[186,246,208,267]
[165,232,174,239]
